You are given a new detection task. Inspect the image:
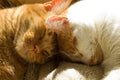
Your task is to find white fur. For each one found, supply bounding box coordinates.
[65,0,120,79]
[39,61,103,80]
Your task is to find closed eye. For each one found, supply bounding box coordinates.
[42,50,49,56]
[40,28,46,39]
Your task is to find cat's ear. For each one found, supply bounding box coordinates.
[44,0,72,14]
[46,16,69,30]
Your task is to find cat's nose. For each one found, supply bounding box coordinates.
[88,58,95,65]
[87,57,101,65]
[32,45,39,53]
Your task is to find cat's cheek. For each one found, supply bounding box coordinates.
[92,43,103,65]
[85,45,103,65]
[36,56,52,64]
[87,56,100,65]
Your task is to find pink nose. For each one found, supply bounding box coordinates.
[88,59,94,65]
[87,58,99,65]
[32,45,39,53]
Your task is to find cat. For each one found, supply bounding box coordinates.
[46,0,120,80]
[0,0,72,80]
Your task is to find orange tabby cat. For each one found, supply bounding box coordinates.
[0,0,72,80]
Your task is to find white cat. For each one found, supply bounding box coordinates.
[46,0,120,80]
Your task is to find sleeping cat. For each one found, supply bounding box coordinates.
[46,0,120,79]
[0,0,72,80]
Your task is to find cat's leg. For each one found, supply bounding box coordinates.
[0,52,16,80]
[0,60,27,80]
[24,63,40,80]
[0,51,28,80]
[0,62,17,80]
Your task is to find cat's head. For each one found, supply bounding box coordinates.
[13,0,73,64]
[46,16,103,65]
[14,14,58,64]
[46,16,83,61]
[15,27,57,64]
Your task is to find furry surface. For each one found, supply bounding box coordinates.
[0,0,73,80]
[46,0,120,80]
[38,61,103,80]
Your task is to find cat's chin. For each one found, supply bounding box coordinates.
[59,48,103,65]
[84,57,102,65]
[83,44,104,65]
[15,46,41,63]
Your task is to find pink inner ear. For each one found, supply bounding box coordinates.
[44,0,64,11]
[48,16,69,26]
[46,16,69,32]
